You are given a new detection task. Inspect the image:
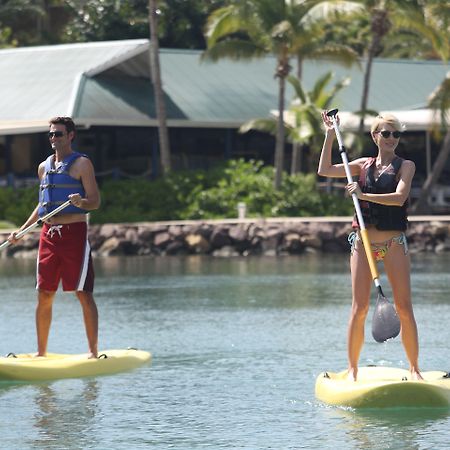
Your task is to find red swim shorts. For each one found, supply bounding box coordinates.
[37,222,95,292]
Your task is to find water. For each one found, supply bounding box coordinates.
[0,253,448,449]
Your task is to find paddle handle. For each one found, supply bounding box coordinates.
[0,199,72,251]
[326,109,381,283]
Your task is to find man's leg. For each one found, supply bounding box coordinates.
[76,291,98,358]
[36,289,56,356]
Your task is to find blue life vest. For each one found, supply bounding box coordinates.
[38,152,87,217]
[352,156,408,231]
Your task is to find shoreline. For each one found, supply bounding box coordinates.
[1,216,449,258]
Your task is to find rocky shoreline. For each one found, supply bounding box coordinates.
[1,217,450,258]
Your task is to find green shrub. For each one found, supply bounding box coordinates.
[1,159,353,225]
[0,184,37,227]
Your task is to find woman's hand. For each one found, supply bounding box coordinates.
[346,182,363,199]
[321,110,339,133]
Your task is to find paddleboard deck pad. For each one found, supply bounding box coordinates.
[0,348,151,381]
[315,366,450,408]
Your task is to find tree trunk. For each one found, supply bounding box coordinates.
[358,37,378,135]
[359,8,390,135]
[274,74,286,189]
[291,56,303,175]
[412,129,450,214]
[148,0,171,175]
[291,142,302,174]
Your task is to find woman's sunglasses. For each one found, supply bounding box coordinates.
[48,131,65,138]
[377,130,402,139]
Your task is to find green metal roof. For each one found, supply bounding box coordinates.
[0,39,448,134]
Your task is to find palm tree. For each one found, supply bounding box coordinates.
[203,0,358,188]
[148,0,172,175]
[239,71,350,173]
[412,74,450,214]
[328,0,449,134]
[290,14,358,172]
[0,0,45,47]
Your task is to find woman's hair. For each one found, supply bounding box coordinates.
[371,113,404,133]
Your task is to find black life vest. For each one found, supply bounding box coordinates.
[352,156,408,231]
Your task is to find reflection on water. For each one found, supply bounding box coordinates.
[0,379,100,450]
[93,255,353,310]
[329,407,450,450]
[0,254,448,449]
[94,253,348,277]
[31,380,100,449]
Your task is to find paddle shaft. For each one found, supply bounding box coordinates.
[0,199,72,251]
[326,109,384,297]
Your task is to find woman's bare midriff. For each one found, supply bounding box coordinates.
[365,224,403,243]
[45,213,87,225]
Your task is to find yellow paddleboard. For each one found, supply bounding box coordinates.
[0,348,151,382]
[315,366,450,408]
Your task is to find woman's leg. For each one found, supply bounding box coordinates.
[348,240,372,381]
[384,242,422,380]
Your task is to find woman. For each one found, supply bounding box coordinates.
[318,111,422,382]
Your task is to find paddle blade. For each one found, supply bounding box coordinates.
[372,294,401,343]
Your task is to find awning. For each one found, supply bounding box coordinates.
[0,120,49,136]
[272,108,447,132]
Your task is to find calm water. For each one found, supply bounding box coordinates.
[0,253,448,450]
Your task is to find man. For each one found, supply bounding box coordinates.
[9,116,100,358]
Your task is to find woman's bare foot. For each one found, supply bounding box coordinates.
[410,369,424,381]
[347,367,358,382]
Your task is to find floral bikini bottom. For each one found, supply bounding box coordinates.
[348,231,409,262]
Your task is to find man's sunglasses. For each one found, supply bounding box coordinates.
[48,131,65,138]
[378,130,402,139]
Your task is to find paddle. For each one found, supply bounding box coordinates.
[326,109,401,343]
[0,199,72,251]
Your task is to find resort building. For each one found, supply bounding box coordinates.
[0,39,448,209]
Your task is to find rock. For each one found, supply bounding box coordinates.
[124,228,139,243]
[260,235,279,254]
[153,232,171,248]
[212,245,240,257]
[283,233,304,254]
[0,217,448,258]
[168,225,184,238]
[97,236,123,256]
[137,227,154,243]
[430,222,449,239]
[166,240,188,255]
[229,225,248,242]
[99,224,119,238]
[210,227,231,248]
[185,233,210,253]
[300,234,322,249]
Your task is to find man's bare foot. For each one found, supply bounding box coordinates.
[87,352,98,359]
[33,352,47,357]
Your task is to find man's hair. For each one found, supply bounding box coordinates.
[49,116,76,141]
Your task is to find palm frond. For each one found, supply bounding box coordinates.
[239,118,278,135]
[306,45,361,69]
[287,75,308,103]
[310,71,334,102]
[205,6,245,47]
[428,75,450,126]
